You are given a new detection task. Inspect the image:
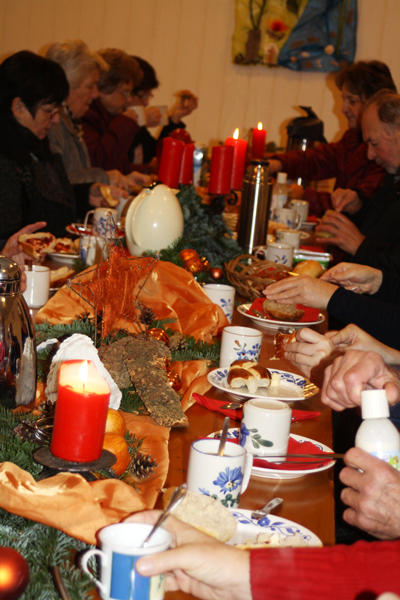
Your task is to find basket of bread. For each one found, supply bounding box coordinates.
[225,255,323,301]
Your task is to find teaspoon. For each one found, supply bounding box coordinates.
[141,484,187,548]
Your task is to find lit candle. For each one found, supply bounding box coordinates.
[252,122,267,158]
[179,142,195,185]
[225,129,248,191]
[50,360,110,463]
[158,137,185,189]
[208,145,234,195]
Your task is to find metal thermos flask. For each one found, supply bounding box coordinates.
[238,159,271,254]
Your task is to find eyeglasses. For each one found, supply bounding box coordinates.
[40,105,61,118]
[116,88,133,99]
[136,91,154,101]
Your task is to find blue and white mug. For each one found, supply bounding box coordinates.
[265,242,294,267]
[202,283,235,323]
[272,207,302,230]
[80,522,172,600]
[219,325,262,368]
[187,438,253,507]
[84,207,118,237]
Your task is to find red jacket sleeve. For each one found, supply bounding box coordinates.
[250,540,400,600]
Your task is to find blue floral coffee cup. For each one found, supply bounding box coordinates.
[80,523,172,600]
[240,398,292,458]
[187,438,253,508]
[202,283,236,323]
[219,326,262,368]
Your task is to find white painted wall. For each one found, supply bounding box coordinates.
[0,0,399,149]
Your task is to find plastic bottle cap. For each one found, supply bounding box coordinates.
[277,172,287,184]
[360,389,390,419]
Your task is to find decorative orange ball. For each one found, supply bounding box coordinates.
[103,433,131,476]
[148,328,170,347]
[179,249,199,262]
[105,409,126,437]
[0,548,29,600]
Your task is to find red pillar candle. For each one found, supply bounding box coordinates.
[225,129,248,191]
[252,122,267,158]
[208,145,234,195]
[50,360,110,463]
[179,142,195,185]
[158,137,185,189]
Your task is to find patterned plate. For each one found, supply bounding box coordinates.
[207,368,319,402]
[227,508,322,547]
[237,304,325,332]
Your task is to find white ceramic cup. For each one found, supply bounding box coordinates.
[187,438,253,507]
[272,207,302,230]
[239,398,292,457]
[23,266,50,308]
[275,229,301,250]
[80,522,172,600]
[130,105,146,126]
[290,199,309,222]
[80,235,111,266]
[202,284,235,323]
[265,242,294,267]
[84,208,119,237]
[219,325,262,368]
[154,105,168,127]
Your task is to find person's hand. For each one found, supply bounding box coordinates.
[145,106,162,128]
[321,262,383,295]
[267,159,283,174]
[1,221,47,265]
[321,350,400,411]
[264,274,338,310]
[169,91,198,124]
[127,171,152,187]
[283,327,341,385]
[315,211,365,255]
[106,170,140,192]
[331,188,362,214]
[327,324,400,365]
[340,447,400,539]
[123,108,139,122]
[89,183,128,207]
[288,183,304,199]
[125,511,251,600]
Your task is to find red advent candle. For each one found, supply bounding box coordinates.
[50,360,110,463]
[179,142,195,185]
[208,145,234,195]
[225,129,248,191]
[158,137,185,188]
[252,122,267,158]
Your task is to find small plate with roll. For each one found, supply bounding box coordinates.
[238,303,325,332]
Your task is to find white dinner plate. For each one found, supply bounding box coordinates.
[207,368,319,402]
[48,252,79,264]
[237,304,325,332]
[301,220,319,230]
[208,429,334,480]
[227,508,322,547]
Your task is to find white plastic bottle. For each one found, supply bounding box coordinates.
[270,172,289,214]
[355,389,400,470]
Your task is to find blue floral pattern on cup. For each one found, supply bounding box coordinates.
[198,466,244,507]
[220,298,233,322]
[239,422,273,450]
[233,341,261,361]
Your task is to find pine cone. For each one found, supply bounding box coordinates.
[138,306,156,327]
[128,452,158,481]
[169,332,188,352]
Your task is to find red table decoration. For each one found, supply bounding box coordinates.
[252,122,267,158]
[208,145,234,195]
[50,360,111,463]
[225,128,248,191]
[158,136,185,188]
[179,142,195,185]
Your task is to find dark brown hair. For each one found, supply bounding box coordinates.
[97,49,142,93]
[335,60,397,100]
[364,89,400,130]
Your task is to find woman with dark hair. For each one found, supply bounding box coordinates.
[268,60,397,217]
[0,50,113,242]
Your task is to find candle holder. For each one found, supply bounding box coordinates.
[33,447,116,482]
[203,191,238,216]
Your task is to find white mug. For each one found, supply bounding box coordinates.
[187,438,253,507]
[272,207,302,230]
[275,229,301,250]
[84,208,119,237]
[80,235,111,266]
[154,105,168,127]
[202,284,235,323]
[23,266,50,308]
[290,199,309,222]
[129,105,146,126]
[239,398,292,458]
[219,325,262,368]
[80,522,172,600]
[265,242,293,267]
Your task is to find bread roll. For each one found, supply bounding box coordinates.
[267,220,289,235]
[228,361,271,392]
[263,299,305,322]
[18,232,56,260]
[273,331,297,360]
[99,185,119,208]
[227,367,259,394]
[315,230,335,239]
[292,260,323,278]
[50,267,74,288]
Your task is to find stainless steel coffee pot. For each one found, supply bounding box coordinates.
[0,257,36,406]
[237,159,271,254]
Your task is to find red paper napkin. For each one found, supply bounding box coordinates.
[248,298,321,323]
[299,245,327,253]
[253,437,332,471]
[193,393,320,422]
[307,215,319,223]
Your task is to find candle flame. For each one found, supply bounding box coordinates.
[80,361,88,392]
[258,122,263,130]
[233,128,239,139]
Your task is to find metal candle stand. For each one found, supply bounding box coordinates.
[202,191,238,216]
[33,447,116,482]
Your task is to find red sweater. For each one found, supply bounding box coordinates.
[250,540,400,599]
[274,129,386,217]
[81,99,144,174]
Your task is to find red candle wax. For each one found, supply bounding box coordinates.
[208,145,234,195]
[179,142,195,185]
[50,360,110,463]
[225,129,248,191]
[252,122,267,158]
[158,137,185,188]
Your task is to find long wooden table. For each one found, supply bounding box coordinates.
[164,309,334,600]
